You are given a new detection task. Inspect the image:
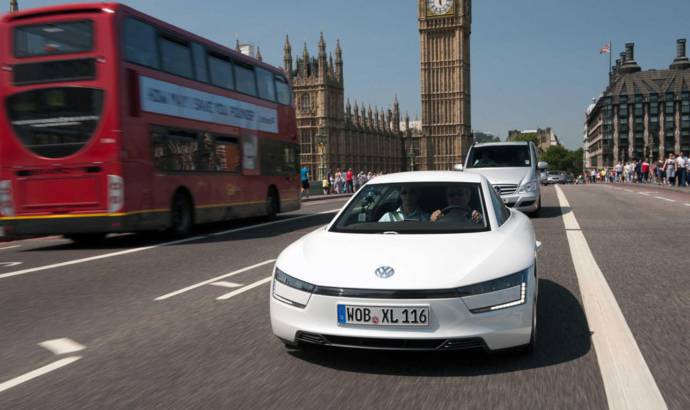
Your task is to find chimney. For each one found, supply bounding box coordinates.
[10,0,18,12]
[619,42,641,74]
[670,38,690,70]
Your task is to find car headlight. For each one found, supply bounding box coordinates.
[518,180,538,193]
[456,267,530,313]
[272,267,314,308]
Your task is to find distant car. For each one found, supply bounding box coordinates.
[270,171,540,353]
[564,174,574,184]
[544,171,567,185]
[463,141,546,216]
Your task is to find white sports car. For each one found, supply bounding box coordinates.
[270,171,540,352]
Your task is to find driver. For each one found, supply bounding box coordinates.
[431,186,483,224]
[379,186,430,222]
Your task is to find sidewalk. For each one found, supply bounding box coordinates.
[605,182,690,195]
[300,193,352,202]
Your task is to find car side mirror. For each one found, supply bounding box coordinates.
[537,161,548,170]
[453,164,464,171]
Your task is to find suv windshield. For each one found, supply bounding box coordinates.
[7,87,104,158]
[330,182,490,234]
[466,145,531,168]
[14,21,93,58]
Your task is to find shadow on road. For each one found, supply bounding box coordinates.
[21,213,337,252]
[287,279,591,376]
[534,206,568,219]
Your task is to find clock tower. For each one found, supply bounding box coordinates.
[418,0,471,170]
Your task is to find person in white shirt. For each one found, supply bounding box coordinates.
[676,152,688,187]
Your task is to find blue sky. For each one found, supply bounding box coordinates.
[13,0,690,149]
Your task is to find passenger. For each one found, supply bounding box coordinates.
[431,186,483,224]
[378,187,430,222]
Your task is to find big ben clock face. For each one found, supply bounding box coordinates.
[427,0,454,16]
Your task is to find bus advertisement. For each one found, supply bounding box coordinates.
[0,3,300,242]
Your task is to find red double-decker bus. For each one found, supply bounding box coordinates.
[0,3,299,241]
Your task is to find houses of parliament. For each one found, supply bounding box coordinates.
[285,0,472,178]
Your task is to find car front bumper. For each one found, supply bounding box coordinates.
[500,191,540,213]
[270,278,535,351]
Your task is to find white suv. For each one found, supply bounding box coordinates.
[463,141,546,216]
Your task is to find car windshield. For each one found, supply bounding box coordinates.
[330,182,490,234]
[466,145,531,168]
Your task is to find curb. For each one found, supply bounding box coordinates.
[300,194,352,203]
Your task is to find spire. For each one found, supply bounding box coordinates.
[301,42,309,78]
[283,35,293,79]
[10,0,18,12]
[318,32,326,57]
[235,39,241,52]
[345,99,352,123]
[317,32,327,79]
[367,105,374,129]
[335,39,343,83]
[392,95,400,133]
[353,100,360,126]
[329,53,335,79]
[374,107,380,130]
[256,47,262,62]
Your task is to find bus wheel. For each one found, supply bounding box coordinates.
[266,188,279,220]
[64,233,106,244]
[171,193,193,235]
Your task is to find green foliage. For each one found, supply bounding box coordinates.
[472,132,500,144]
[541,146,583,175]
[511,133,539,145]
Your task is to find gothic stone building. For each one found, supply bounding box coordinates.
[417,0,472,170]
[282,34,405,181]
[586,40,690,168]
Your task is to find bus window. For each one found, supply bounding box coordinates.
[256,68,276,102]
[215,136,241,173]
[191,43,208,83]
[275,76,291,105]
[151,127,197,171]
[160,37,193,78]
[15,20,93,58]
[208,54,234,90]
[234,63,257,96]
[123,18,159,69]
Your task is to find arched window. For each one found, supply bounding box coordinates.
[299,94,312,113]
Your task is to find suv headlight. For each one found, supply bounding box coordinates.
[457,267,531,313]
[518,180,538,193]
[272,267,314,308]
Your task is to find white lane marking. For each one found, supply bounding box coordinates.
[0,262,22,268]
[210,281,243,289]
[38,338,85,355]
[684,203,690,207]
[155,259,275,301]
[554,185,667,409]
[0,245,20,251]
[623,189,633,192]
[0,356,81,394]
[0,209,340,282]
[638,192,651,196]
[0,235,204,281]
[209,208,340,237]
[302,199,349,207]
[217,276,272,300]
[653,196,676,202]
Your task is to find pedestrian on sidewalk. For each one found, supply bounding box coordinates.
[322,174,330,195]
[615,161,623,183]
[641,159,650,183]
[346,168,354,193]
[664,154,676,186]
[677,152,687,187]
[300,166,310,199]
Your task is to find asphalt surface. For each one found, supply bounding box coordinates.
[0,185,687,409]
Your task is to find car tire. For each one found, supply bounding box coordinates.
[514,292,538,355]
[170,193,194,236]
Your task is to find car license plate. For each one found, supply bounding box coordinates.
[337,304,430,327]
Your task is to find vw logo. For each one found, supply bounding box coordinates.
[375,266,395,279]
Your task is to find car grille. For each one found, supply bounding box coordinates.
[493,184,519,195]
[295,332,486,351]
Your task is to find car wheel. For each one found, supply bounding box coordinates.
[514,292,538,355]
[170,193,193,236]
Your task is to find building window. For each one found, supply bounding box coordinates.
[299,94,311,112]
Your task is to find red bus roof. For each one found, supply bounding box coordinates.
[2,2,283,74]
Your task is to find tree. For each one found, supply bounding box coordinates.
[510,133,539,146]
[541,146,583,175]
[472,131,500,144]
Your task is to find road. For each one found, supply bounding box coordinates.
[0,185,687,409]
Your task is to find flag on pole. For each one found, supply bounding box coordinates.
[599,42,611,54]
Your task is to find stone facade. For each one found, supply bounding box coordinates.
[507,128,561,153]
[283,34,405,180]
[585,40,690,168]
[417,0,472,170]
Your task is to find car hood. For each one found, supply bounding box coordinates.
[465,167,531,185]
[276,221,535,290]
